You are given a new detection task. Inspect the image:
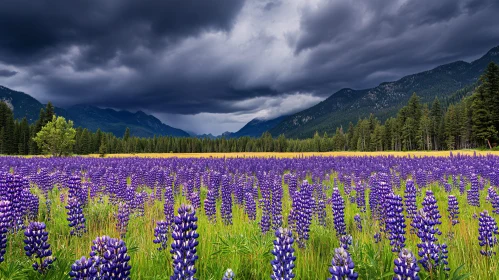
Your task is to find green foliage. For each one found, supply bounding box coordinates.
[33,115,76,156]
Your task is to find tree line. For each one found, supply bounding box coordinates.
[1,62,498,155]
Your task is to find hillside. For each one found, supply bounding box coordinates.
[0,86,189,138]
[224,115,288,138]
[270,45,499,138]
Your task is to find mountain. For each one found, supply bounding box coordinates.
[0,86,45,123]
[0,86,189,138]
[61,105,189,137]
[227,115,288,138]
[270,45,499,138]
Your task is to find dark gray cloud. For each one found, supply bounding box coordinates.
[0,69,17,77]
[0,0,498,134]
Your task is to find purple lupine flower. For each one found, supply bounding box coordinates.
[328,247,358,280]
[385,193,406,253]
[0,200,11,263]
[221,176,233,225]
[69,256,98,280]
[7,175,24,231]
[164,198,175,226]
[459,180,465,195]
[317,198,327,227]
[66,197,86,237]
[340,235,353,251]
[270,228,296,280]
[26,192,39,222]
[60,193,66,204]
[170,204,199,280]
[412,209,448,272]
[23,222,56,273]
[467,174,480,207]
[260,197,272,234]
[153,220,169,251]
[295,184,313,248]
[447,195,459,226]
[354,214,362,232]
[332,188,346,237]
[374,232,382,243]
[421,191,442,232]
[116,203,130,239]
[223,268,235,280]
[101,238,132,279]
[478,210,499,256]
[488,187,499,215]
[271,180,283,230]
[404,180,417,220]
[444,183,452,193]
[190,192,201,210]
[244,192,257,221]
[204,190,217,224]
[393,248,420,280]
[355,183,366,212]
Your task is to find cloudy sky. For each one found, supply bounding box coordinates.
[0,0,498,135]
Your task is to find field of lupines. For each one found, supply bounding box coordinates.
[0,153,498,279]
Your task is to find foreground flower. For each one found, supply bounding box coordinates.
[478,210,499,256]
[328,247,358,280]
[393,248,420,280]
[69,256,97,280]
[0,200,11,263]
[153,220,169,251]
[171,204,199,280]
[223,268,235,280]
[271,228,296,280]
[23,222,56,273]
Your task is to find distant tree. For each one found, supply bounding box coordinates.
[33,116,76,156]
[123,127,130,142]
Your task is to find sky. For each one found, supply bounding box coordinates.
[0,0,498,135]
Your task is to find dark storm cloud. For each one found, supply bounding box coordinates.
[288,0,499,95]
[0,0,498,124]
[0,69,17,77]
[0,0,245,66]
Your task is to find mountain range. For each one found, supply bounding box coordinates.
[268,45,499,138]
[0,86,188,138]
[1,45,498,139]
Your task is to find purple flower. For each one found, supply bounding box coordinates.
[393,248,420,280]
[244,192,257,221]
[271,180,283,230]
[295,184,313,248]
[340,235,353,251]
[164,197,175,227]
[153,220,169,251]
[488,187,499,215]
[385,193,406,253]
[69,256,98,280]
[221,175,233,225]
[116,203,130,239]
[447,195,459,226]
[223,268,235,280]
[332,188,346,237]
[170,204,199,280]
[467,174,480,207]
[478,210,499,256]
[66,197,86,237]
[354,214,362,232]
[204,190,217,224]
[328,247,358,280]
[0,200,11,263]
[23,222,56,273]
[271,228,296,280]
[404,180,417,220]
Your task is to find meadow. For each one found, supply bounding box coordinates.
[0,153,498,279]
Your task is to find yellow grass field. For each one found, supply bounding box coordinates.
[89,150,499,158]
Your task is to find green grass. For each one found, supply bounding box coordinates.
[0,176,496,279]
